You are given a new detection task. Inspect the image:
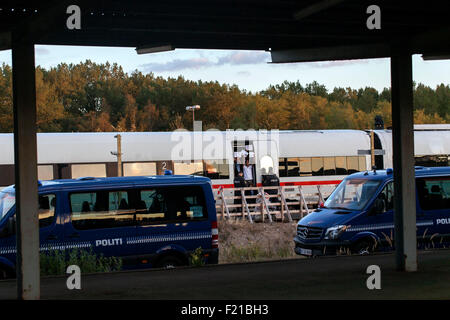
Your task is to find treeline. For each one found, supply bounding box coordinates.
[0,60,448,133]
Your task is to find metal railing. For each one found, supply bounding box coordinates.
[215,184,337,223]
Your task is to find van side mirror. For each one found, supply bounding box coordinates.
[369,198,385,216]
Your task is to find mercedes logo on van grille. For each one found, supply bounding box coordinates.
[297,226,323,240]
[298,226,308,238]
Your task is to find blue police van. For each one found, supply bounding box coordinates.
[0,175,219,278]
[294,167,450,256]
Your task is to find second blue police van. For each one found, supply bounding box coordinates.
[0,175,219,278]
[294,167,450,256]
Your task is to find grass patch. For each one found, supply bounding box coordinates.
[40,248,122,276]
[218,219,300,264]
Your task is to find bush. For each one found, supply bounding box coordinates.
[189,247,206,267]
[40,248,122,276]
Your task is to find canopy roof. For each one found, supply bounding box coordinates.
[1,1,449,61]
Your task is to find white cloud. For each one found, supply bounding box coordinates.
[139,51,270,72]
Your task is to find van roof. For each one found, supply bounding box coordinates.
[2,175,211,193]
[348,166,450,181]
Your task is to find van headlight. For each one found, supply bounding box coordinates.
[324,225,350,240]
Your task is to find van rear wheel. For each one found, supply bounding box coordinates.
[156,256,183,269]
[352,239,375,255]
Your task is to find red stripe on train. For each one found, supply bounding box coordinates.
[212,180,341,189]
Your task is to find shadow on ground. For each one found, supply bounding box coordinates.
[0,249,449,299]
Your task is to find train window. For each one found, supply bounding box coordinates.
[358,156,367,171]
[38,165,54,180]
[417,177,450,211]
[311,157,324,176]
[38,194,56,228]
[285,158,299,177]
[279,156,368,177]
[70,190,135,230]
[335,157,347,175]
[415,155,450,167]
[123,162,157,176]
[173,161,203,175]
[71,164,107,179]
[323,157,336,175]
[279,158,288,177]
[299,158,312,176]
[347,156,359,174]
[0,165,14,188]
[203,160,230,179]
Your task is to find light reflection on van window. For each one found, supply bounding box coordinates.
[324,178,381,211]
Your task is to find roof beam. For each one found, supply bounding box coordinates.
[293,0,346,21]
[270,43,390,63]
[412,26,450,54]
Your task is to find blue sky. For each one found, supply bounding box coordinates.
[0,45,449,93]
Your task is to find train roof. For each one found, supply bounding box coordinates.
[374,129,450,156]
[1,175,212,193]
[413,124,450,130]
[0,127,449,164]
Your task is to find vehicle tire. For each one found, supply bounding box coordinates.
[0,268,12,280]
[156,256,183,269]
[351,239,375,255]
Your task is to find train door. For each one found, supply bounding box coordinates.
[232,139,279,186]
[232,140,256,186]
[255,140,279,186]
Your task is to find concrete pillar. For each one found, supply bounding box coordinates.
[390,51,417,272]
[12,30,40,299]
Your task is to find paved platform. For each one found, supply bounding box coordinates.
[0,249,449,299]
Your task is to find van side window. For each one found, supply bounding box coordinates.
[137,189,168,224]
[171,187,206,221]
[38,194,56,228]
[137,186,207,225]
[378,182,394,213]
[70,191,135,230]
[417,177,450,211]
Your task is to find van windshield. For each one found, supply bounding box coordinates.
[324,178,381,211]
[0,191,15,222]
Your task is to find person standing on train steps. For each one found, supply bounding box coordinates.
[243,159,254,187]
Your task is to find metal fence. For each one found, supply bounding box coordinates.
[214,184,338,223]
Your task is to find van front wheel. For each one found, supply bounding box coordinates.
[351,239,375,255]
[156,256,183,269]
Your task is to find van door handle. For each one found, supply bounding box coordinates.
[68,232,80,239]
[46,234,57,240]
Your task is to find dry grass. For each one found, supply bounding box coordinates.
[218,219,302,264]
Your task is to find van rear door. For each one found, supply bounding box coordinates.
[133,184,212,265]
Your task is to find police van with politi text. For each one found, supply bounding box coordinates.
[294,167,450,256]
[0,174,219,278]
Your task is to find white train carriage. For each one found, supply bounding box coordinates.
[374,125,450,169]
[0,126,448,199]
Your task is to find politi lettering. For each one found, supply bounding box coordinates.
[95,238,123,247]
